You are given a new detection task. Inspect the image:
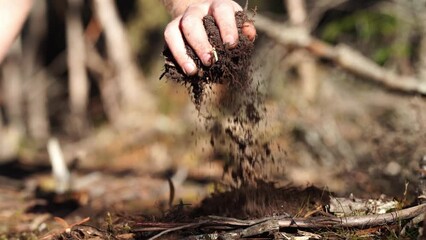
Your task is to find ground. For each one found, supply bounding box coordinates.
[1,12,426,240]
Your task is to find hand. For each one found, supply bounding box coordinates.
[164,0,256,76]
[0,0,33,63]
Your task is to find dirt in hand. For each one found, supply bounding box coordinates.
[161,11,254,106]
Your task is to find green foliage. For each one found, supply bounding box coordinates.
[321,11,409,65]
[372,43,410,65]
[321,11,397,43]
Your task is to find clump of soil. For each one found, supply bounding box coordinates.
[161,11,254,106]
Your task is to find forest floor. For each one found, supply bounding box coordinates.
[1,28,426,239]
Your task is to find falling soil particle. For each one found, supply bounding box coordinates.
[162,11,278,187]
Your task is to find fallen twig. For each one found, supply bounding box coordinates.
[135,203,426,238]
[40,217,91,240]
[278,203,426,228]
[147,221,209,240]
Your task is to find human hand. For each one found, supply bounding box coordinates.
[164,0,256,76]
[0,0,33,63]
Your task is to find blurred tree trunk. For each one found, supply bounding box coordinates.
[419,36,426,82]
[85,41,121,125]
[0,24,25,162]
[286,0,307,25]
[307,0,347,29]
[66,0,89,136]
[0,111,3,129]
[0,41,24,162]
[23,0,49,141]
[93,0,155,114]
[394,0,426,81]
[1,40,24,131]
[285,0,318,101]
[416,7,426,82]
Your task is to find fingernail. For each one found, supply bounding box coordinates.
[183,62,197,75]
[202,53,212,66]
[224,34,236,47]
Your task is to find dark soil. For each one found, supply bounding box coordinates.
[161,11,254,106]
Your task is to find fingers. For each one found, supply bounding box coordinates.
[180,3,213,67]
[163,0,257,76]
[242,22,256,41]
[164,18,197,76]
[210,0,241,48]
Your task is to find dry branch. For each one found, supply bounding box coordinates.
[277,203,425,228]
[417,28,426,82]
[147,221,208,240]
[1,40,24,130]
[284,0,319,101]
[285,0,307,25]
[84,41,121,124]
[420,155,426,204]
[135,203,426,238]
[23,0,49,140]
[307,0,348,30]
[254,15,426,95]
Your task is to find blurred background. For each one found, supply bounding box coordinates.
[0,0,426,235]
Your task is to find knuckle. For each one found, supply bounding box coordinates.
[186,3,198,11]
[212,1,232,13]
[164,19,179,42]
[186,2,205,12]
[163,24,173,40]
[180,14,197,29]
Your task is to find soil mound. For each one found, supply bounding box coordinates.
[193,183,330,219]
